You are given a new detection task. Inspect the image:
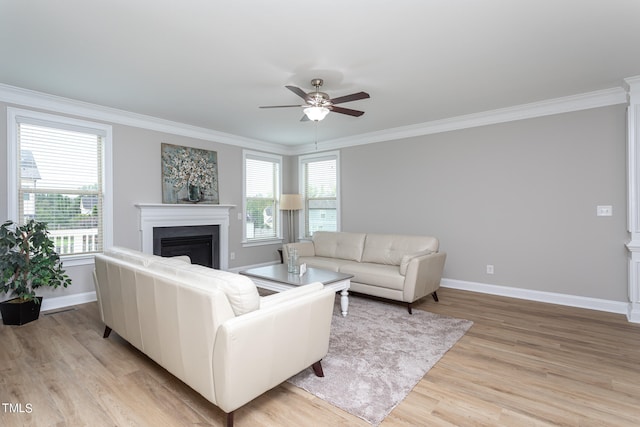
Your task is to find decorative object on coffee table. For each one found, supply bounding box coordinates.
[0,219,71,325]
[161,143,219,204]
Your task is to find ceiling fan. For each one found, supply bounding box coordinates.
[260,78,370,121]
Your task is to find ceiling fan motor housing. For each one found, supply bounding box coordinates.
[307,92,331,106]
[307,78,331,106]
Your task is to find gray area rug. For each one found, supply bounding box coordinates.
[288,295,473,426]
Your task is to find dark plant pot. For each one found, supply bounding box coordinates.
[0,297,43,326]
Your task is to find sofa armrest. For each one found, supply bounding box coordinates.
[212,283,335,413]
[402,252,447,303]
[282,242,316,264]
[282,241,315,261]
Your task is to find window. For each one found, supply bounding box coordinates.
[7,108,112,263]
[243,150,282,244]
[299,151,340,238]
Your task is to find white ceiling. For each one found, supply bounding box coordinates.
[1,0,639,147]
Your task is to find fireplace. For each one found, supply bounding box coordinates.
[136,203,234,270]
[153,225,219,269]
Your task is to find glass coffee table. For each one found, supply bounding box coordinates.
[240,264,353,316]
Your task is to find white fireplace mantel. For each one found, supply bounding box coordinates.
[136,203,235,270]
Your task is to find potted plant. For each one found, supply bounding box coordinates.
[0,219,71,325]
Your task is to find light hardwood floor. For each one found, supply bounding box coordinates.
[1,288,640,426]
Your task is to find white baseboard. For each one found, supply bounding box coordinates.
[40,291,97,313]
[441,278,630,316]
[627,302,640,322]
[0,291,98,320]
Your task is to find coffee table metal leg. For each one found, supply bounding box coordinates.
[340,289,349,316]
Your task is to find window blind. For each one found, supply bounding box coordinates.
[301,154,338,236]
[244,152,281,241]
[17,122,104,255]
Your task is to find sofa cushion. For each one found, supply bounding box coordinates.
[339,262,405,291]
[299,256,349,272]
[399,249,435,275]
[151,258,198,276]
[188,265,260,316]
[312,231,366,261]
[152,262,260,316]
[361,234,439,265]
[105,246,161,267]
[104,247,192,268]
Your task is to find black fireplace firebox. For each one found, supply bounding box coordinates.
[153,225,220,269]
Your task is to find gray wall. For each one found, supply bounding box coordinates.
[0,100,629,304]
[340,105,628,301]
[0,103,283,302]
[109,124,282,267]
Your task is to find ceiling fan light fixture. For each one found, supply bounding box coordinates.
[304,106,330,121]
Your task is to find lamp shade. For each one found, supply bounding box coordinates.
[280,194,304,210]
[303,106,330,121]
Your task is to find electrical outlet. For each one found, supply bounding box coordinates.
[486,264,494,275]
[596,205,612,217]
[230,252,235,260]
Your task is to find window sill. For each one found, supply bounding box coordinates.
[242,238,284,248]
[60,253,97,267]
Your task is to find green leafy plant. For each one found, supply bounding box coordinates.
[0,219,71,303]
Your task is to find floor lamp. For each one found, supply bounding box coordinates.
[280,194,304,243]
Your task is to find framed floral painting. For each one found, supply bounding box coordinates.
[161,143,219,204]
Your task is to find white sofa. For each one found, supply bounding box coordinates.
[283,231,446,313]
[93,247,335,427]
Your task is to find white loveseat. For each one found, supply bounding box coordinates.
[93,247,335,427]
[283,231,446,313]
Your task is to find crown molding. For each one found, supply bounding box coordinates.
[625,75,640,88]
[306,86,629,153]
[0,82,630,157]
[0,83,290,155]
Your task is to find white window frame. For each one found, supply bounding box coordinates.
[298,150,341,239]
[242,150,283,246]
[7,107,113,266]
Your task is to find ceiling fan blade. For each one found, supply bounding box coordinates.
[300,114,310,122]
[285,85,309,100]
[329,91,370,105]
[259,104,302,109]
[330,106,365,117]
